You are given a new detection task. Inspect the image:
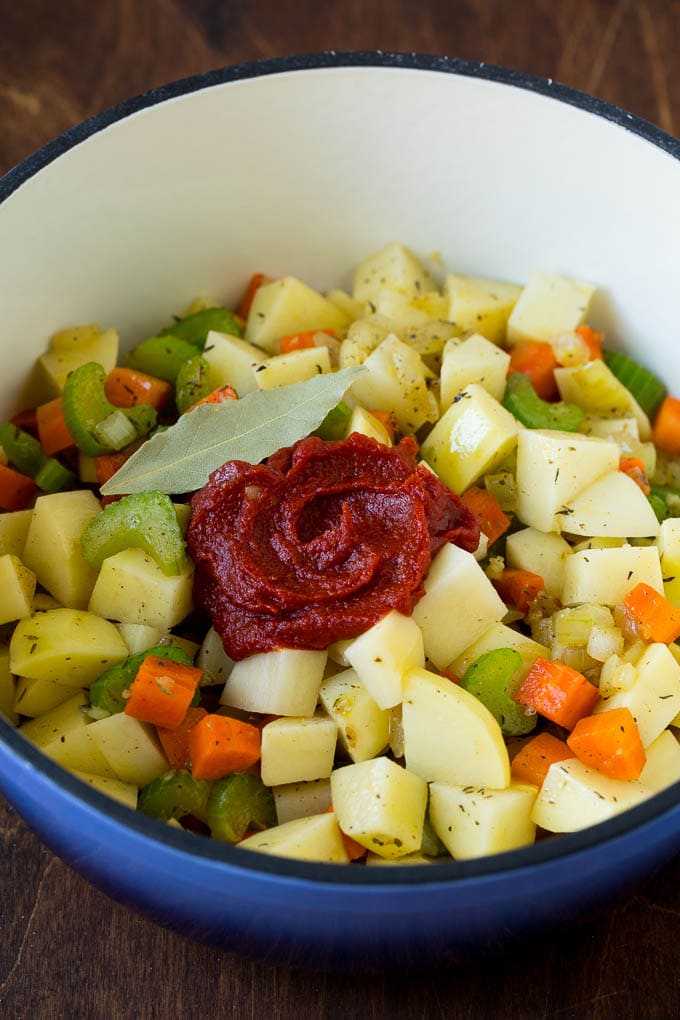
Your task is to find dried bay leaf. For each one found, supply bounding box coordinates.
[101,366,365,495]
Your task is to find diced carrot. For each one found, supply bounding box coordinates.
[622,582,680,644]
[156,706,208,770]
[508,341,559,401]
[513,657,599,731]
[325,806,367,860]
[460,486,511,547]
[510,732,576,786]
[186,384,238,413]
[35,397,75,456]
[104,367,173,412]
[10,407,38,433]
[187,713,261,781]
[575,325,604,361]
[124,655,203,730]
[494,567,545,614]
[95,446,139,486]
[566,707,646,781]
[652,396,680,455]
[0,463,37,511]
[619,456,651,496]
[237,272,271,320]
[368,410,397,444]
[279,329,336,355]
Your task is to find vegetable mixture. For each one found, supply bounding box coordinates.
[3,241,680,865]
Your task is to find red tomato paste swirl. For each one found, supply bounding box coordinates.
[187,433,479,659]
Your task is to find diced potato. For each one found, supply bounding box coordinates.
[515,430,618,533]
[0,645,18,725]
[10,608,129,685]
[201,330,265,396]
[196,625,234,685]
[330,756,428,859]
[344,610,424,709]
[255,345,331,390]
[639,730,680,793]
[239,811,350,863]
[22,490,101,609]
[505,528,573,599]
[346,405,392,445]
[0,553,36,624]
[449,622,549,682]
[594,643,680,746]
[319,668,390,762]
[88,548,194,630]
[116,623,165,655]
[561,544,663,607]
[656,518,680,608]
[555,360,651,440]
[421,384,521,494]
[506,271,595,346]
[38,325,119,397]
[349,334,438,434]
[353,242,434,304]
[429,782,537,859]
[20,690,117,777]
[220,648,327,716]
[245,277,349,353]
[411,544,506,669]
[371,288,448,328]
[72,770,138,809]
[325,288,365,320]
[531,758,650,832]
[273,778,332,824]
[562,470,659,538]
[260,715,337,787]
[339,314,396,368]
[444,274,522,344]
[0,509,32,557]
[13,675,75,717]
[86,712,169,786]
[439,334,511,410]
[402,667,510,789]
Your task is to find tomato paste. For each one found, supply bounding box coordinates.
[187,433,479,659]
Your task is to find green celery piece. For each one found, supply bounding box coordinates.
[138,770,210,821]
[33,458,76,493]
[207,773,276,844]
[0,422,45,476]
[125,335,199,383]
[461,647,536,737]
[162,307,242,348]
[650,484,680,519]
[603,349,667,419]
[62,362,157,456]
[649,492,669,524]
[503,373,583,432]
[175,354,213,414]
[313,400,353,441]
[89,643,194,716]
[81,490,187,574]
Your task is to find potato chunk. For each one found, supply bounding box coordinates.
[10,608,129,685]
[429,782,537,859]
[239,812,349,863]
[22,490,101,609]
[88,548,194,630]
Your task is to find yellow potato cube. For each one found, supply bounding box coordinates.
[444,273,522,344]
[506,271,595,346]
[0,508,32,556]
[245,277,349,353]
[344,610,424,709]
[505,528,573,599]
[202,330,265,396]
[639,730,680,793]
[86,713,169,786]
[349,334,438,434]
[72,770,138,810]
[439,333,511,410]
[420,383,521,493]
[38,326,119,396]
[13,675,75,717]
[10,608,129,685]
[561,544,663,607]
[352,242,434,304]
[319,668,390,762]
[239,811,349,863]
[429,782,537,859]
[88,548,194,630]
[532,758,650,832]
[346,406,392,445]
[20,691,117,778]
[255,345,331,390]
[594,643,680,746]
[0,553,36,624]
[220,648,327,716]
[260,715,337,786]
[272,778,332,825]
[0,644,18,725]
[22,490,101,609]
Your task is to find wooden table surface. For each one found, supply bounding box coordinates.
[2,2,680,1017]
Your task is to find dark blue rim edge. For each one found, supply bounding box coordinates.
[2,50,680,889]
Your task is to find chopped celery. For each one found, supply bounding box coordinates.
[89,643,194,716]
[603,349,667,419]
[162,307,242,348]
[650,484,680,519]
[313,401,353,441]
[138,770,210,821]
[207,773,276,844]
[33,458,76,493]
[553,604,614,647]
[175,355,212,413]
[460,647,536,736]
[0,422,76,492]
[62,362,157,456]
[503,373,583,432]
[125,335,199,383]
[81,490,187,574]
[649,491,669,523]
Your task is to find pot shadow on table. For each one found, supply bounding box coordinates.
[2,797,680,1020]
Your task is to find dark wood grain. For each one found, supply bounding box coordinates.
[2,2,680,1016]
